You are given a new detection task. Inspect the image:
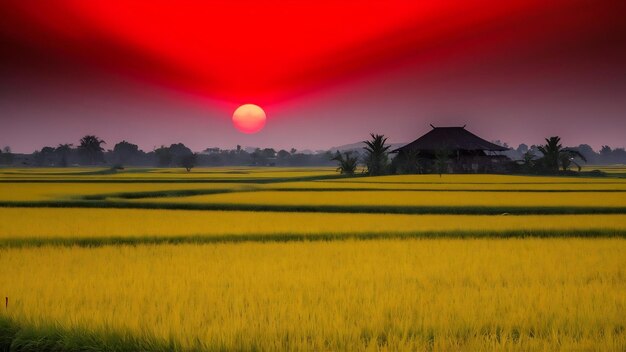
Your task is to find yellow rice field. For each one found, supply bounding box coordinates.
[1,167,625,350]
[328,174,626,184]
[0,208,625,241]
[274,180,626,191]
[1,239,625,350]
[0,167,336,181]
[0,182,248,201]
[135,190,626,207]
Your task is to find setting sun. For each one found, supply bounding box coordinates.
[232,104,266,134]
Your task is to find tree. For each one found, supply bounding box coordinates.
[78,135,106,165]
[537,136,586,173]
[261,148,276,159]
[277,149,290,159]
[290,148,297,155]
[180,153,197,172]
[516,143,529,154]
[537,137,562,173]
[251,148,265,165]
[167,143,195,168]
[113,140,140,165]
[612,148,626,163]
[34,146,56,166]
[559,149,587,171]
[363,134,390,176]
[55,144,73,167]
[575,144,597,164]
[169,143,192,158]
[600,145,612,157]
[521,150,535,173]
[392,149,422,174]
[0,146,14,165]
[154,146,173,167]
[332,151,358,175]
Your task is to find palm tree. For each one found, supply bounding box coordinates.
[537,137,562,172]
[78,135,106,165]
[559,149,587,171]
[332,151,358,175]
[537,136,586,173]
[363,134,390,176]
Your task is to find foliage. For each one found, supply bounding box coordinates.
[391,149,422,174]
[363,134,390,176]
[180,153,197,172]
[513,150,537,174]
[559,149,587,171]
[154,146,173,167]
[168,143,193,157]
[0,146,14,165]
[331,151,358,175]
[56,144,73,167]
[277,149,290,159]
[536,136,587,173]
[112,141,141,165]
[78,135,106,165]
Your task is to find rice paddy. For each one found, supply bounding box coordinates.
[1,167,625,351]
[130,190,626,207]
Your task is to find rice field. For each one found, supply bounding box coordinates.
[131,190,626,208]
[2,239,625,351]
[1,167,625,351]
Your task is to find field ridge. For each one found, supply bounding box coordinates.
[1,229,625,248]
[3,202,626,215]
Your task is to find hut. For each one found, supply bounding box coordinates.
[391,125,510,173]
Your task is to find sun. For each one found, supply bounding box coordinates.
[232,104,266,134]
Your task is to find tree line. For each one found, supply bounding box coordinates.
[333,134,621,176]
[1,134,624,173]
[0,135,334,170]
[502,142,626,166]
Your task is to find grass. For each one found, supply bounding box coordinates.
[1,239,625,351]
[0,317,172,352]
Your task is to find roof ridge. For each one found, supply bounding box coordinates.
[392,125,508,153]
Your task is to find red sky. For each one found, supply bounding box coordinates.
[1,0,625,153]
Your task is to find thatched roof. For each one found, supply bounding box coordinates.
[392,126,508,153]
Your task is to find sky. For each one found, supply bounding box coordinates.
[1,0,625,153]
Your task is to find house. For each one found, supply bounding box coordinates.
[391,125,510,173]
